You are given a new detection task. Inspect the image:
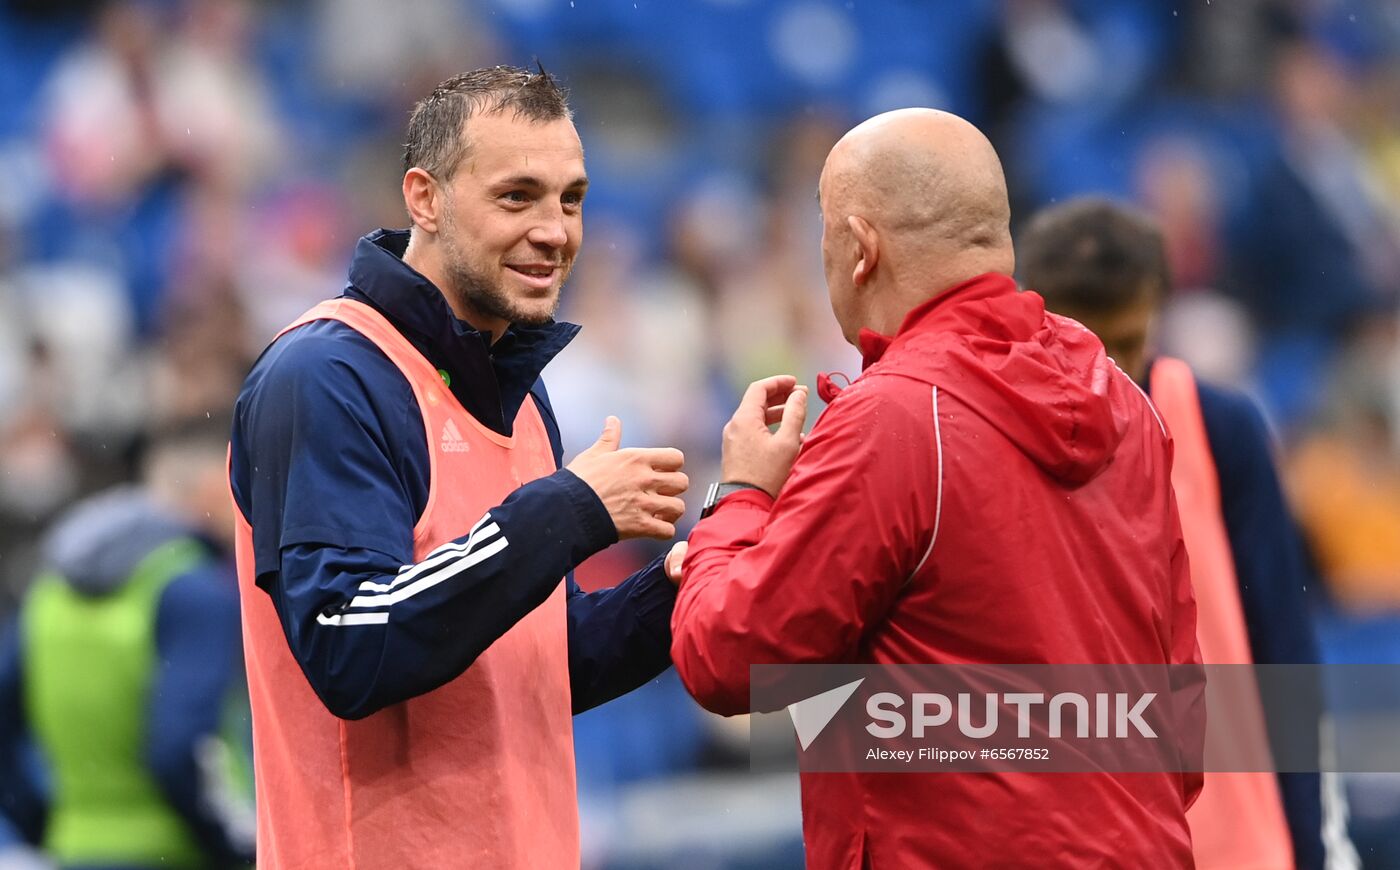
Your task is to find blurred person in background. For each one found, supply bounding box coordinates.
[672,108,1202,868]
[1289,315,1400,612]
[1020,197,1358,870]
[38,0,280,336]
[1132,138,1260,389]
[229,66,689,868]
[43,0,279,201]
[1286,310,1400,866]
[1235,38,1400,427]
[1134,139,1225,299]
[0,414,254,870]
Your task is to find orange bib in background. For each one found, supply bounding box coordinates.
[1151,357,1293,870]
[232,299,577,868]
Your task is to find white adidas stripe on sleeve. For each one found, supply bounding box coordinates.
[348,537,509,609]
[318,512,509,627]
[359,518,499,593]
[317,610,390,627]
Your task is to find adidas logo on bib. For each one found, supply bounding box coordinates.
[441,419,471,453]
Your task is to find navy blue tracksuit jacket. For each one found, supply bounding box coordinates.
[229,229,676,721]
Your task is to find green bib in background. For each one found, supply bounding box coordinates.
[22,537,208,869]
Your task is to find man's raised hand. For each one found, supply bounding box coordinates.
[567,416,688,540]
[720,375,809,498]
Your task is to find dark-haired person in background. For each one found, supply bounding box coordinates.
[1020,197,1358,870]
[0,417,254,870]
[229,66,690,868]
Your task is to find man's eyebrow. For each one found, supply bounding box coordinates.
[492,174,590,191]
[493,174,544,189]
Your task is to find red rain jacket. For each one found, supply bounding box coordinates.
[673,274,1203,869]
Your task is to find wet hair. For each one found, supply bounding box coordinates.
[1017,197,1171,312]
[403,64,572,181]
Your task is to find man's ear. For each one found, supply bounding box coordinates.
[403,167,442,234]
[848,215,879,288]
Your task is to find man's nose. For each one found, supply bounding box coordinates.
[527,208,569,249]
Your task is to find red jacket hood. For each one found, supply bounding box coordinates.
[848,273,1129,486]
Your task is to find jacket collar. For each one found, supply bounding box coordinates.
[345,229,579,435]
[818,273,1023,403]
[856,272,1023,369]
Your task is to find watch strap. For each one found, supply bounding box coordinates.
[700,481,768,518]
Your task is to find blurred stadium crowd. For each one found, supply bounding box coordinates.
[0,0,1398,866]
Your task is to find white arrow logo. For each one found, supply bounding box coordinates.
[787,678,866,751]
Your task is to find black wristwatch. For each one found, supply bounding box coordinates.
[699,481,768,519]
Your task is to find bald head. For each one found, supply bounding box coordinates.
[824,109,1012,261]
[818,109,1015,342]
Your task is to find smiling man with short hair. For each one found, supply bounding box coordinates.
[230,66,688,869]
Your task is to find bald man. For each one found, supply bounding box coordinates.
[670,110,1203,867]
